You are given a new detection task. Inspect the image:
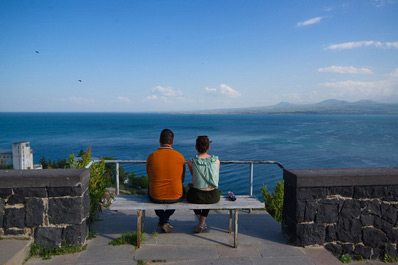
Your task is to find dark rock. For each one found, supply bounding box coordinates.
[381,203,397,225]
[34,227,63,248]
[47,186,83,197]
[0,188,12,198]
[7,194,25,205]
[315,199,339,223]
[329,186,354,197]
[360,199,381,216]
[354,244,372,260]
[4,208,25,229]
[0,199,4,228]
[363,227,386,248]
[25,198,44,226]
[82,190,90,219]
[385,243,398,259]
[386,185,398,201]
[14,187,47,198]
[296,223,325,246]
[304,201,317,222]
[341,243,354,255]
[360,214,374,226]
[325,225,337,242]
[370,248,384,260]
[297,187,328,201]
[340,199,361,219]
[296,200,305,223]
[64,221,89,246]
[48,197,83,225]
[336,218,362,243]
[324,243,342,257]
[5,228,25,235]
[354,186,387,199]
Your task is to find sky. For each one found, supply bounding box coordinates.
[0,0,397,112]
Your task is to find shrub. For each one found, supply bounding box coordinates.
[261,180,284,223]
[67,146,110,222]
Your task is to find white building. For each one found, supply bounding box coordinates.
[0,149,13,166]
[12,142,34,170]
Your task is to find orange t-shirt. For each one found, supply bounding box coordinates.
[146,148,185,201]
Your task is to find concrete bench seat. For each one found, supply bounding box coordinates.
[110,195,264,248]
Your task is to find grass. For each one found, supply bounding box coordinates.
[339,254,352,264]
[28,243,87,260]
[109,231,144,246]
[87,230,97,240]
[383,253,398,263]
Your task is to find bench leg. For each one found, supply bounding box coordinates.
[141,210,145,233]
[229,210,232,234]
[137,210,142,248]
[234,209,239,248]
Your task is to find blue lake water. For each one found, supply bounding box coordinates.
[1,113,397,197]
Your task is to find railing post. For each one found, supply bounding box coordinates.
[249,163,254,196]
[116,162,120,195]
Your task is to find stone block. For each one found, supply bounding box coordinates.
[0,199,4,228]
[296,200,305,223]
[25,197,44,226]
[381,203,397,225]
[386,185,398,201]
[83,190,90,219]
[360,199,381,216]
[14,187,47,197]
[4,208,25,229]
[341,243,354,255]
[360,214,374,226]
[354,244,372,260]
[7,194,25,205]
[64,220,89,246]
[325,224,337,242]
[47,186,83,197]
[34,227,63,248]
[354,186,387,199]
[363,227,387,248]
[48,197,83,224]
[315,199,339,223]
[340,199,361,219]
[297,187,328,201]
[296,223,325,246]
[304,201,317,222]
[329,186,354,198]
[5,228,25,235]
[336,218,362,243]
[0,188,12,198]
[385,243,398,259]
[324,243,342,257]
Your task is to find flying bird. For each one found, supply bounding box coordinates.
[78,80,82,82]
[35,51,39,54]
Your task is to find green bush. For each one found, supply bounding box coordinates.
[67,146,110,222]
[339,254,352,263]
[29,243,87,260]
[261,180,284,223]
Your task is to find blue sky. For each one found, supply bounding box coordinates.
[0,0,397,112]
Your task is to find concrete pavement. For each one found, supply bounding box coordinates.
[5,208,387,265]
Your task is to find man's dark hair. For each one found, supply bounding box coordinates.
[160,129,174,145]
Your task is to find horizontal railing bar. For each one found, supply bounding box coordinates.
[95,159,285,169]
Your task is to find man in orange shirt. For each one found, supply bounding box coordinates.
[147,129,185,232]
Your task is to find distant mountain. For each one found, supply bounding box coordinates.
[186,100,398,115]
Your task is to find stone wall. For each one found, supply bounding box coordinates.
[0,169,90,248]
[282,167,398,260]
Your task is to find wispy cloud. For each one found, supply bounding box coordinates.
[326,41,398,50]
[386,68,398,77]
[69,97,95,104]
[147,86,183,101]
[321,79,396,97]
[204,84,241,98]
[297,17,323,27]
[117,96,131,102]
[318,66,373,74]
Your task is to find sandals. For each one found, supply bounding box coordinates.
[194,225,207,233]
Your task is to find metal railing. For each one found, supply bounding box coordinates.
[88,160,285,196]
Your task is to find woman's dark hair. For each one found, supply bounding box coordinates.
[196,135,211,153]
[160,129,174,145]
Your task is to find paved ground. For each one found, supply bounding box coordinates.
[16,209,388,265]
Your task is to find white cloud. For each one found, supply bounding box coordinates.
[386,68,398,77]
[297,17,323,27]
[326,41,398,50]
[117,96,131,102]
[321,80,396,97]
[147,86,183,101]
[204,84,241,98]
[69,97,95,104]
[318,66,373,74]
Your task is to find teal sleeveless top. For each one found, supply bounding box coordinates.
[191,155,219,189]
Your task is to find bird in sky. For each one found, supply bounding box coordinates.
[35,51,39,54]
[78,80,82,82]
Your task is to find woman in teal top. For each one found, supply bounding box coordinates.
[187,135,221,233]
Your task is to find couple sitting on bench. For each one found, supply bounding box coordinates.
[146,129,220,233]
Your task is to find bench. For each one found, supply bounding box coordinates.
[109,195,264,248]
